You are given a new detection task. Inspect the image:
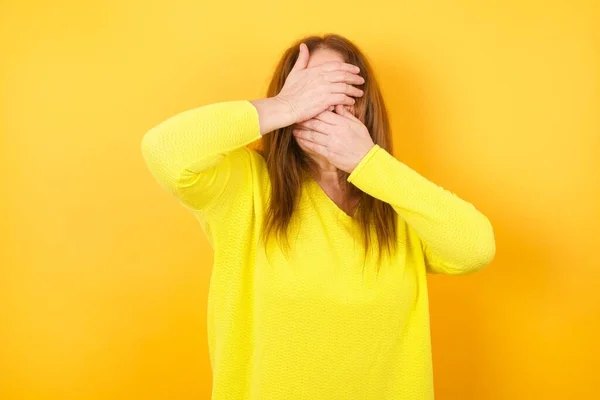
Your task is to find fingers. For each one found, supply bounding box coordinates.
[330,83,363,98]
[295,137,329,157]
[310,108,358,130]
[292,128,328,145]
[325,71,365,86]
[291,43,309,72]
[320,61,360,74]
[297,119,336,135]
[326,71,365,86]
[314,111,347,125]
[329,94,356,107]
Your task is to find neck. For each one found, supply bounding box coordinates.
[308,154,358,214]
[309,154,340,184]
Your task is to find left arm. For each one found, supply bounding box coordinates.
[347,144,496,274]
[294,106,496,275]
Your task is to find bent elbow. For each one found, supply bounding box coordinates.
[470,238,496,272]
[439,231,496,275]
[140,127,162,166]
[464,224,497,273]
[426,214,496,275]
[140,126,182,194]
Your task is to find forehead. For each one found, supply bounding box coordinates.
[306,48,345,68]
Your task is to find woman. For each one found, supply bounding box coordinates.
[141,34,495,400]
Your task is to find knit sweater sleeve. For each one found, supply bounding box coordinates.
[141,100,261,214]
[348,145,496,275]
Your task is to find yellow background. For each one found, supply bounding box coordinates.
[2,0,599,399]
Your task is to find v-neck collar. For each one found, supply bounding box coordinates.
[306,176,356,221]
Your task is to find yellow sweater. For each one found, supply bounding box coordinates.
[141,100,495,400]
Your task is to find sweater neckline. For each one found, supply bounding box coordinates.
[306,177,356,222]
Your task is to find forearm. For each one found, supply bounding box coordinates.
[348,145,496,271]
[141,98,297,211]
[250,97,295,135]
[141,100,262,184]
[142,97,294,178]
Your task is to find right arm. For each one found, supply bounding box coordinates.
[141,99,292,212]
[141,43,364,214]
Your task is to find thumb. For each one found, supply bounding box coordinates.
[291,43,309,72]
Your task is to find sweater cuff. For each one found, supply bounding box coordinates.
[347,144,406,201]
[347,144,382,183]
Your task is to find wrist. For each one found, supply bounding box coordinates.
[250,97,295,135]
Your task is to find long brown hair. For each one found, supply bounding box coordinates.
[257,34,397,262]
